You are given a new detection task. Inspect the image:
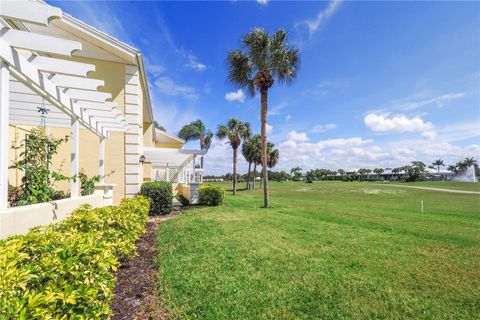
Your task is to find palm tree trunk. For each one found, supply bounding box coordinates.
[233,147,237,195]
[253,163,256,189]
[260,88,270,208]
[246,162,251,190]
[200,139,204,169]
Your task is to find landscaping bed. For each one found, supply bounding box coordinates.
[111,211,182,320]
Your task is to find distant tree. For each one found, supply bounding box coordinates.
[373,168,384,180]
[305,170,315,183]
[463,157,477,168]
[178,119,213,169]
[404,161,427,182]
[154,121,166,131]
[338,169,346,177]
[224,172,233,181]
[227,28,300,208]
[216,118,251,195]
[447,164,458,173]
[290,167,303,181]
[432,159,445,174]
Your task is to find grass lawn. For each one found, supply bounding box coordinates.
[395,181,480,192]
[156,181,480,319]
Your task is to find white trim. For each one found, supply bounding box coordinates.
[0,64,9,209]
[70,117,79,198]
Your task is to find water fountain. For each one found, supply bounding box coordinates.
[454,165,478,182]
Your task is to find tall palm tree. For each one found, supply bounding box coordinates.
[267,142,279,168]
[260,141,280,188]
[227,28,300,208]
[216,118,251,195]
[432,159,445,174]
[241,136,257,190]
[178,119,213,169]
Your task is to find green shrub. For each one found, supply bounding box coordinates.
[199,184,225,206]
[0,196,150,319]
[176,194,190,206]
[140,181,173,215]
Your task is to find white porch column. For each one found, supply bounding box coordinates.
[99,136,105,183]
[166,166,170,183]
[0,64,9,210]
[71,117,79,198]
[192,155,196,183]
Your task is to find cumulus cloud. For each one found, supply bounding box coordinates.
[364,113,434,133]
[287,130,309,142]
[312,123,337,133]
[225,89,245,103]
[296,0,342,36]
[154,77,198,100]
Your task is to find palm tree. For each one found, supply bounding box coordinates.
[267,142,279,168]
[241,136,258,190]
[432,159,445,174]
[260,142,279,188]
[447,164,457,173]
[373,168,384,180]
[178,120,213,169]
[463,157,477,168]
[216,118,251,195]
[227,28,300,208]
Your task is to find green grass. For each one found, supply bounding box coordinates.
[395,181,480,192]
[156,181,480,319]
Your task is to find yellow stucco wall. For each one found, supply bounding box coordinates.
[7,58,131,205]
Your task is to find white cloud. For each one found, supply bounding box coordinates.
[287,130,309,142]
[421,131,437,141]
[266,124,273,134]
[312,123,337,133]
[225,89,245,103]
[268,102,288,116]
[185,53,207,72]
[364,113,434,133]
[297,0,342,36]
[154,77,198,100]
[257,0,269,5]
[391,92,466,111]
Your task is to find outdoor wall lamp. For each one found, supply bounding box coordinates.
[139,155,145,164]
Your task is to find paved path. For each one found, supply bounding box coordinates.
[373,184,480,195]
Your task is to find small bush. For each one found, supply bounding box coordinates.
[140,181,173,215]
[176,194,190,206]
[199,184,225,206]
[0,196,150,319]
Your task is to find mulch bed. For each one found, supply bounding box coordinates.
[111,210,182,320]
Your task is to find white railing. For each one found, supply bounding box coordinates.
[151,166,203,184]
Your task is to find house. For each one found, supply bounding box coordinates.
[0,0,203,238]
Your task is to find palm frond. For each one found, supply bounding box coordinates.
[227,50,253,88]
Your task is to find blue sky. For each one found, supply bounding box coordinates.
[51,0,480,174]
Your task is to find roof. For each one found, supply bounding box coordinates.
[31,0,154,122]
[154,129,186,144]
[143,147,206,166]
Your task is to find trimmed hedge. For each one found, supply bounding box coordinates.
[199,184,225,206]
[140,181,173,215]
[0,196,150,319]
